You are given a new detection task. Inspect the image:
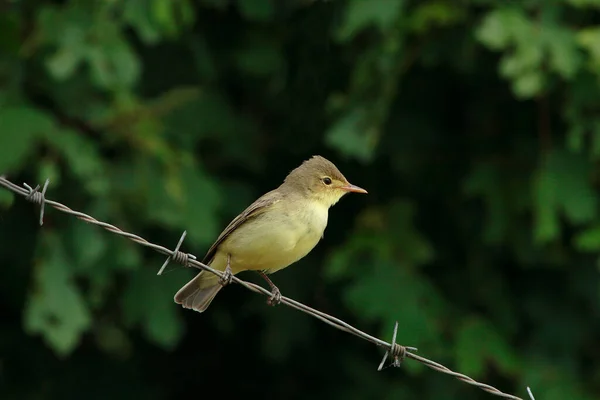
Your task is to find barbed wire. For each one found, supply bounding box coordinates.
[0,176,535,400]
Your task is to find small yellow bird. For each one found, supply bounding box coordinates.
[174,155,367,312]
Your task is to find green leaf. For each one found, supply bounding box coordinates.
[142,160,220,246]
[476,9,513,50]
[577,27,600,71]
[181,164,221,246]
[476,8,528,50]
[46,47,85,80]
[151,0,177,35]
[512,70,544,99]
[574,225,600,251]
[37,159,61,188]
[455,318,519,377]
[567,123,585,153]
[143,162,182,227]
[534,150,597,243]
[499,44,544,78]
[68,220,108,271]
[42,128,107,194]
[0,107,54,172]
[545,27,581,79]
[24,233,91,357]
[323,200,438,372]
[533,157,560,242]
[123,0,162,44]
[336,0,404,41]
[345,261,444,360]
[325,200,433,280]
[87,36,141,89]
[556,157,597,224]
[237,0,274,22]
[324,231,389,280]
[408,1,465,34]
[41,7,90,81]
[122,271,185,350]
[523,363,597,400]
[325,109,378,162]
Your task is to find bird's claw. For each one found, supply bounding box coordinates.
[219,265,233,287]
[267,286,282,306]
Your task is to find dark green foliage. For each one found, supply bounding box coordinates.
[1,0,600,399]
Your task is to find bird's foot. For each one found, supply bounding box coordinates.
[219,265,233,287]
[267,286,282,306]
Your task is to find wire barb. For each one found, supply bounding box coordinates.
[0,175,529,400]
[377,321,417,370]
[23,179,49,226]
[526,387,535,400]
[157,230,195,275]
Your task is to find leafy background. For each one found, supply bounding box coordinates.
[1,0,600,399]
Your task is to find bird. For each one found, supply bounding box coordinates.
[174,155,367,312]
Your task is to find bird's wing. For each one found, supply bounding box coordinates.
[202,189,283,264]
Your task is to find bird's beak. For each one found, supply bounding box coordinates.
[340,183,368,194]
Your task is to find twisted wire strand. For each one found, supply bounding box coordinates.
[0,176,530,400]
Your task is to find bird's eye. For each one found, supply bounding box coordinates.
[322,177,332,185]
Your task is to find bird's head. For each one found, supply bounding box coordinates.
[282,155,367,207]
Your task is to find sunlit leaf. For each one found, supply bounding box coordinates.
[512,70,544,99]
[476,9,513,50]
[577,27,600,70]
[574,225,600,251]
[545,27,581,79]
[47,47,85,80]
[476,8,529,50]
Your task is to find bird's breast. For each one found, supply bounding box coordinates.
[217,200,329,274]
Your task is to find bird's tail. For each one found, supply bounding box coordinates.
[174,271,222,313]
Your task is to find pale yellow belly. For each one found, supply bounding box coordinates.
[211,203,327,275]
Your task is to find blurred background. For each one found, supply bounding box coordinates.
[1,0,600,399]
